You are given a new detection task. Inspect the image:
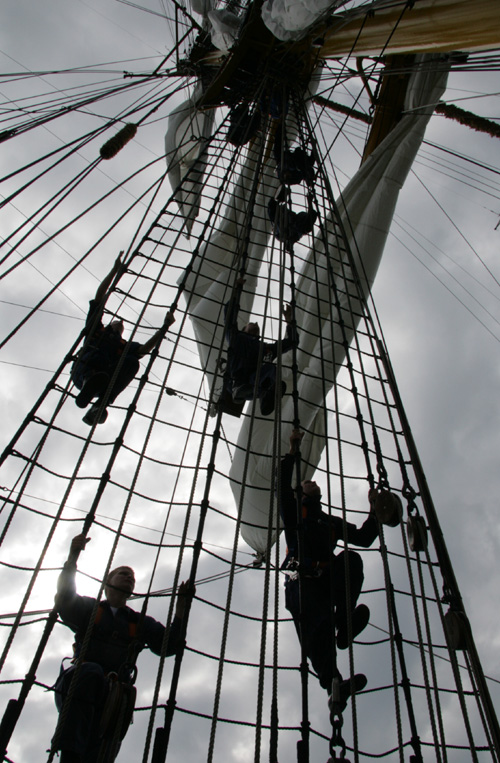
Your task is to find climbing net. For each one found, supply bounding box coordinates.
[1,3,500,762]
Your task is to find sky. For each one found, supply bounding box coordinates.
[1,1,500,762]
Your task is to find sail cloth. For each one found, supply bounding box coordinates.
[230,55,450,553]
[206,9,241,53]
[164,84,215,237]
[164,86,215,237]
[191,0,242,52]
[178,53,448,552]
[179,139,280,393]
[261,0,338,42]
[260,0,500,53]
[179,71,321,391]
[164,1,248,234]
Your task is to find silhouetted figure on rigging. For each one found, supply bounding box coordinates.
[224,279,298,416]
[259,84,288,121]
[273,124,316,187]
[52,534,194,763]
[227,103,261,146]
[268,186,317,252]
[71,255,174,426]
[279,429,378,714]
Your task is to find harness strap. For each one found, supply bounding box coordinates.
[94,603,138,639]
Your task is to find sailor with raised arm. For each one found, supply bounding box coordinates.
[53,533,193,763]
[279,429,378,715]
[224,278,298,416]
[71,254,174,425]
[267,186,317,252]
[273,124,316,187]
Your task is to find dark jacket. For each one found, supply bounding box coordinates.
[71,300,142,387]
[224,299,298,387]
[273,125,315,186]
[268,198,317,249]
[56,568,181,674]
[82,299,141,363]
[279,453,378,572]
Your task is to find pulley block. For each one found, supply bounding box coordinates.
[99,675,137,741]
[444,609,469,651]
[407,515,428,551]
[373,490,402,527]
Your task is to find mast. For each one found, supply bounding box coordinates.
[0,2,499,761]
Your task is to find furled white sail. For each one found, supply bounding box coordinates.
[164,84,215,236]
[179,73,321,389]
[164,0,250,234]
[230,55,450,552]
[261,0,338,41]
[176,28,449,552]
[191,0,242,52]
[179,141,279,391]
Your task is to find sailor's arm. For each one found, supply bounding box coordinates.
[146,580,196,656]
[343,490,379,548]
[224,277,245,343]
[94,252,125,303]
[136,312,175,357]
[55,534,89,606]
[281,303,298,352]
[304,193,318,230]
[279,430,303,529]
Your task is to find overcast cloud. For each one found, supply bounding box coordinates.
[1,2,500,762]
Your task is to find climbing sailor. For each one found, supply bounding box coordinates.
[273,124,316,187]
[224,278,298,416]
[267,186,317,252]
[71,254,174,426]
[52,533,194,763]
[279,429,379,714]
[226,103,261,146]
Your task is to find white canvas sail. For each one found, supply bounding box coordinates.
[230,54,450,552]
[261,0,338,41]
[175,9,450,553]
[179,73,322,390]
[164,84,215,236]
[179,141,279,390]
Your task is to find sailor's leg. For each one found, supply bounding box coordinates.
[72,351,110,409]
[285,577,338,690]
[82,355,140,425]
[74,371,110,409]
[258,365,285,416]
[333,551,370,649]
[105,355,140,404]
[53,662,107,761]
[232,371,256,403]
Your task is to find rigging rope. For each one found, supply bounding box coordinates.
[1,12,500,763]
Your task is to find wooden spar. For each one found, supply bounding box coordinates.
[435,102,500,138]
[361,54,416,162]
[315,60,500,161]
[312,95,372,124]
[317,0,500,59]
[359,52,500,162]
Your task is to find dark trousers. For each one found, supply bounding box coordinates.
[284,550,364,689]
[72,353,140,404]
[54,662,107,762]
[232,361,276,399]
